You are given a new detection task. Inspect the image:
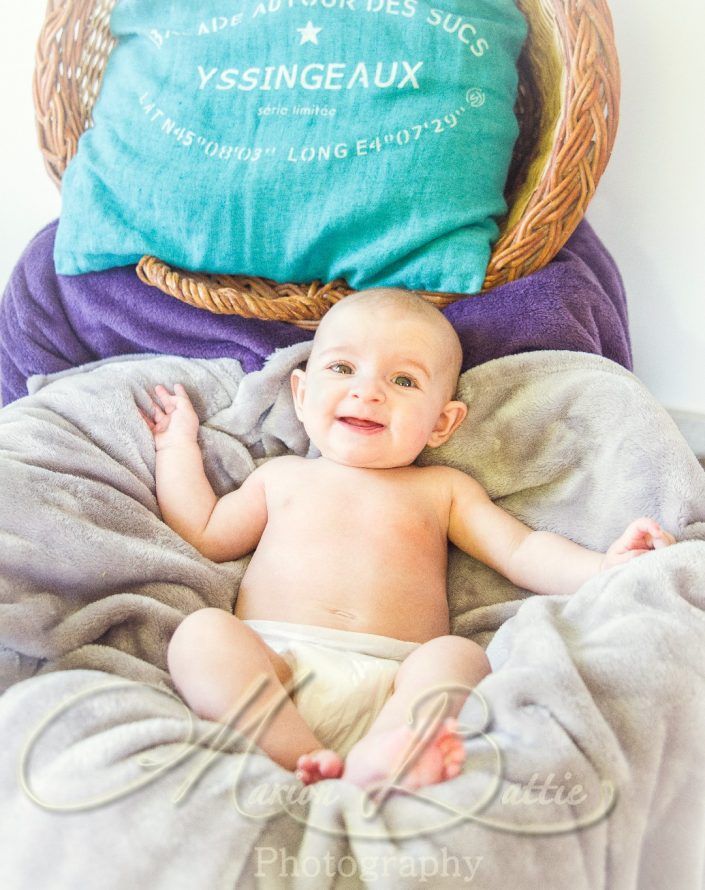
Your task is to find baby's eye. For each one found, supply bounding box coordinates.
[393,375,417,388]
[329,362,353,375]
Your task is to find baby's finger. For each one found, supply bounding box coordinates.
[137,405,155,430]
[618,528,649,552]
[151,399,167,419]
[622,529,646,549]
[623,548,650,561]
[153,384,177,409]
[623,517,663,550]
[173,383,195,409]
[149,389,166,413]
[629,517,661,536]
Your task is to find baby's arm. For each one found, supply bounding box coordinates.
[143,384,267,562]
[446,469,674,596]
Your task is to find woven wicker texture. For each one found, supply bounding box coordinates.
[35,0,619,328]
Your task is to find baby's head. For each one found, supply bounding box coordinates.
[291,288,467,469]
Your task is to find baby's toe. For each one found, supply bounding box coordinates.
[296,749,343,784]
[445,761,463,779]
[440,744,466,780]
[436,719,466,776]
[316,750,344,778]
[436,719,460,749]
[296,753,314,771]
[441,738,465,759]
[295,755,316,784]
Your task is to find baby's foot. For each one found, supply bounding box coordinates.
[342,717,465,793]
[295,748,344,785]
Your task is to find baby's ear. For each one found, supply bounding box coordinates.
[290,368,306,420]
[426,400,468,448]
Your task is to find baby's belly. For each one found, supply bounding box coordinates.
[235,541,450,643]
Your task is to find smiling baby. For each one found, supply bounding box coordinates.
[145,288,674,793]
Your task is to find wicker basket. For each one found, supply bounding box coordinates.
[34,0,619,329]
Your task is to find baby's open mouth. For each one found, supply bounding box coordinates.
[337,416,385,431]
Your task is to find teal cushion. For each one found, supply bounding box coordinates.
[55,0,527,294]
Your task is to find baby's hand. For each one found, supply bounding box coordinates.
[140,384,200,451]
[601,517,676,571]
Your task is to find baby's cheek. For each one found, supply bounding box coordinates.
[406,424,434,455]
[417,414,445,450]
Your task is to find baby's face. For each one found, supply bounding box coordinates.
[291,305,465,469]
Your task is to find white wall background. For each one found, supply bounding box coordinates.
[1,3,703,412]
[0,5,61,284]
[586,0,705,415]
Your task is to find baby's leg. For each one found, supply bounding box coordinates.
[167,608,341,776]
[343,635,490,791]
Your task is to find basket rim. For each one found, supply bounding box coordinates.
[34,0,620,326]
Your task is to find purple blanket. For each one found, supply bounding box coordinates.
[0,219,630,406]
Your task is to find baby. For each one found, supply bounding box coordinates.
[145,288,675,793]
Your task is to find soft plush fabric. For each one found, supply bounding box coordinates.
[0,347,704,887]
[53,0,526,293]
[0,219,631,405]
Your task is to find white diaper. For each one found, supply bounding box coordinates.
[243,619,420,757]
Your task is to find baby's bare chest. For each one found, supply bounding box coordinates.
[268,466,445,541]
[238,462,453,637]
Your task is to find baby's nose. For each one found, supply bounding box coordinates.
[351,376,385,401]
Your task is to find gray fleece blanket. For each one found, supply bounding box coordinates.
[1,345,704,889]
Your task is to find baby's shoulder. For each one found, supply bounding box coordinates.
[413,463,460,498]
[416,463,486,502]
[255,454,307,476]
[416,463,470,485]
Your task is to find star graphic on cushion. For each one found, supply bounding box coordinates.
[297,21,322,45]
